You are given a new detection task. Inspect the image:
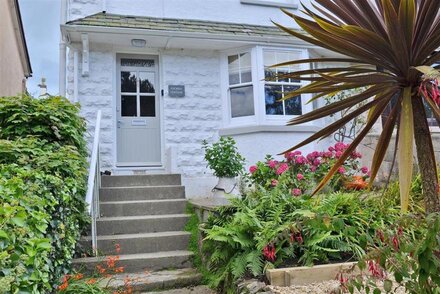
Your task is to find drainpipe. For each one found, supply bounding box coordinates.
[59,0,67,96]
[73,49,79,103]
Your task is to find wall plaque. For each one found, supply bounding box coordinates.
[168,85,185,98]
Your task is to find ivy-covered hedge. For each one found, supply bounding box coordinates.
[0,96,88,293]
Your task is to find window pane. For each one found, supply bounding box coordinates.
[241,68,252,83]
[121,58,154,67]
[228,54,240,85]
[265,85,283,115]
[240,52,251,67]
[121,71,137,92]
[277,68,290,83]
[139,72,155,93]
[230,86,254,118]
[284,85,302,115]
[140,96,155,117]
[121,95,137,117]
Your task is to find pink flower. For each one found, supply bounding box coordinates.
[335,151,343,158]
[294,151,302,155]
[338,166,346,174]
[268,160,278,169]
[310,166,317,172]
[313,158,321,166]
[297,173,304,180]
[323,151,333,158]
[271,179,279,187]
[292,188,302,196]
[361,166,369,174]
[276,163,289,175]
[285,152,295,160]
[249,165,258,174]
[328,146,335,152]
[335,142,346,151]
[295,156,306,165]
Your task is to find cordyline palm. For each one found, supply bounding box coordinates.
[273,0,440,213]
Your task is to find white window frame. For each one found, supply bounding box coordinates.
[221,47,259,127]
[221,46,312,128]
[258,47,311,123]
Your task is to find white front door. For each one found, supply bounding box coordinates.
[116,56,161,166]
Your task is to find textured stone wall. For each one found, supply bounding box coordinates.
[66,44,114,170]
[162,50,223,178]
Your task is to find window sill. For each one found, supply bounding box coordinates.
[240,0,298,9]
[219,124,321,136]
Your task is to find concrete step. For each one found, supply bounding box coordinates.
[100,185,185,202]
[97,214,190,235]
[80,231,191,255]
[100,199,187,217]
[100,268,203,293]
[73,250,193,273]
[101,174,181,188]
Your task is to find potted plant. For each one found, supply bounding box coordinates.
[202,137,245,199]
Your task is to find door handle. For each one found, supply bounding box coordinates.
[117,120,122,128]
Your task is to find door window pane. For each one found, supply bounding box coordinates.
[140,96,155,117]
[121,71,137,93]
[121,58,154,67]
[265,85,283,115]
[139,72,155,93]
[121,95,137,117]
[230,86,254,118]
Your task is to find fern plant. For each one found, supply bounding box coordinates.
[200,188,405,293]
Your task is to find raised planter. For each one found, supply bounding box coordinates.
[266,262,358,287]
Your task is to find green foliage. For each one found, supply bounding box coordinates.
[202,137,245,178]
[349,213,440,294]
[0,95,87,156]
[0,96,88,293]
[201,188,401,293]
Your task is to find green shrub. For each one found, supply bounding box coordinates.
[201,188,403,293]
[0,96,88,293]
[0,95,87,156]
[202,137,245,178]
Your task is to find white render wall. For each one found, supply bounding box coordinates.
[67,0,308,27]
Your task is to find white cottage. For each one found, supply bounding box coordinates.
[60,0,337,198]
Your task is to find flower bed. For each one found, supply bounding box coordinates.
[248,142,370,196]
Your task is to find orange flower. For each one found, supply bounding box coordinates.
[115,266,124,273]
[96,264,106,274]
[106,256,118,268]
[73,273,84,280]
[115,243,121,254]
[58,282,68,291]
[86,278,97,285]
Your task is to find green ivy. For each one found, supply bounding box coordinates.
[0,96,88,293]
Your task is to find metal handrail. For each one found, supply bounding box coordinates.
[85,110,102,256]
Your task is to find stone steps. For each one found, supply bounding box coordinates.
[100,185,186,201]
[100,199,187,217]
[96,214,190,235]
[100,268,203,293]
[73,250,194,273]
[101,174,181,187]
[75,174,198,281]
[79,231,191,255]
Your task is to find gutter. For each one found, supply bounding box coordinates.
[61,24,313,47]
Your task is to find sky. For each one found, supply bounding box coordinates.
[20,0,61,96]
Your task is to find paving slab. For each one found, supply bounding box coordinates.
[144,285,216,294]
